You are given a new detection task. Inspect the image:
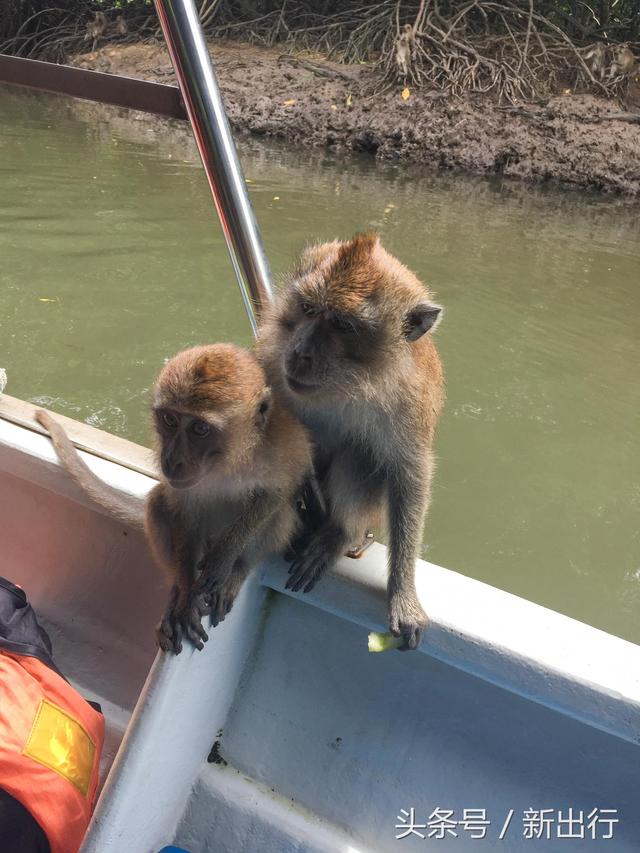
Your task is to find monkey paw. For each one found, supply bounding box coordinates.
[206,584,238,628]
[157,593,209,654]
[388,596,428,651]
[285,546,330,594]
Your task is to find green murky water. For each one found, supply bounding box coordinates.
[1,88,639,643]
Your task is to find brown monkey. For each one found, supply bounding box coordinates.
[36,344,312,654]
[112,15,128,37]
[609,44,637,80]
[395,24,416,79]
[258,234,444,650]
[584,42,608,81]
[85,11,108,52]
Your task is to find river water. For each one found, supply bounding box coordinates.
[1,88,639,643]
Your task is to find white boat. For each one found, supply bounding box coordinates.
[1,2,639,850]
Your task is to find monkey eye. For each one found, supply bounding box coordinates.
[300,301,317,317]
[162,411,178,429]
[191,420,210,437]
[331,314,357,333]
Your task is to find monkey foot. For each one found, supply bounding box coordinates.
[285,549,330,594]
[157,594,209,654]
[285,523,344,593]
[388,599,428,651]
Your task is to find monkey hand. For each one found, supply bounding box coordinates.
[157,590,209,654]
[388,593,428,651]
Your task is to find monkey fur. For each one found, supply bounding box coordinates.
[85,11,108,51]
[257,233,444,651]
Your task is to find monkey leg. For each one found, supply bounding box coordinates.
[157,584,209,654]
[285,473,328,560]
[284,520,317,562]
[285,520,348,594]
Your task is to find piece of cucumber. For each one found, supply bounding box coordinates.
[368,631,403,652]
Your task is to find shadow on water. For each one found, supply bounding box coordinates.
[1,87,639,643]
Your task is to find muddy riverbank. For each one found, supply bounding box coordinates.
[71,40,640,196]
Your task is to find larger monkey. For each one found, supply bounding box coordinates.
[36,344,312,653]
[258,233,444,650]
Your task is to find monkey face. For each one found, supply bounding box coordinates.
[154,409,225,489]
[282,300,383,396]
[270,234,442,402]
[152,344,271,490]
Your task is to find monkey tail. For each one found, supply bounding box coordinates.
[35,409,145,529]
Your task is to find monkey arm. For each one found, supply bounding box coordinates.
[194,490,285,596]
[300,472,327,528]
[386,461,431,651]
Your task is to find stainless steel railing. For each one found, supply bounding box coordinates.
[154,0,273,332]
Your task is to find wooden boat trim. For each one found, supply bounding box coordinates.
[0,394,157,480]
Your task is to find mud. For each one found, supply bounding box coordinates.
[71,40,640,196]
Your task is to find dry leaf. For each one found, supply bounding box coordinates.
[401,87,411,101]
[346,93,353,107]
[563,88,572,95]
[283,99,296,106]
[330,104,338,111]
[273,196,280,201]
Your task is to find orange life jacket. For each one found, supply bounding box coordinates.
[0,580,104,853]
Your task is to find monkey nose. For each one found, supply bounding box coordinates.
[294,352,313,371]
[162,457,184,480]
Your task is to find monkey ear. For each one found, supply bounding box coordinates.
[256,387,272,430]
[404,303,442,341]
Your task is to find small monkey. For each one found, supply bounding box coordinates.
[584,42,607,81]
[85,11,108,52]
[258,233,444,650]
[36,344,312,653]
[608,44,637,80]
[395,24,416,79]
[112,15,128,38]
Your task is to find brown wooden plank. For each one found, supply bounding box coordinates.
[0,55,187,121]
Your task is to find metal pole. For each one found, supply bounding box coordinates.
[153,0,273,333]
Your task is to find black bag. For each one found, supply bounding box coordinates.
[0,577,63,677]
